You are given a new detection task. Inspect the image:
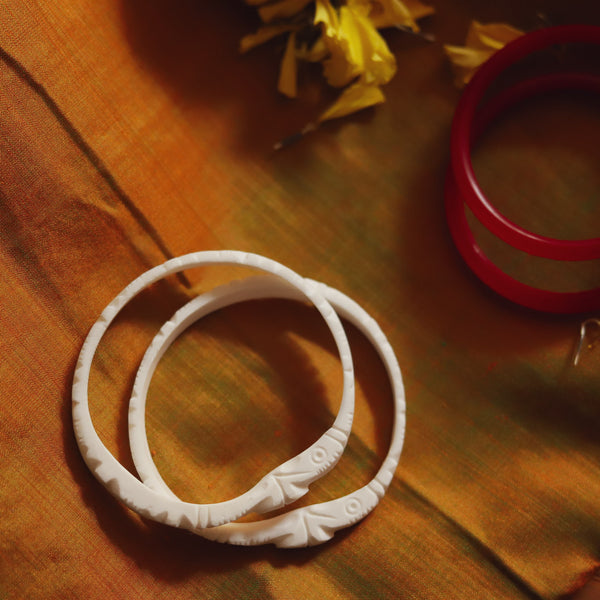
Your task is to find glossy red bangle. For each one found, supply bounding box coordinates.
[446,72,600,313]
[451,24,600,261]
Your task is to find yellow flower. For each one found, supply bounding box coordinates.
[318,80,386,121]
[313,0,397,121]
[242,0,434,124]
[444,20,524,87]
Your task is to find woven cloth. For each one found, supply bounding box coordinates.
[2,2,600,598]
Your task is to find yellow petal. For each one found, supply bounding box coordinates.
[318,81,385,122]
[240,23,296,53]
[320,6,364,87]
[352,8,396,85]
[401,0,435,21]
[259,0,313,23]
[362,0,434,31]
[443,45,492,87]
[278,32,298,97]
[319,6,396,88]
[444,20,524,87]
[444,46,492,70]
[468,20,524,51]
[296,37,328,62]
[314,0,341,37]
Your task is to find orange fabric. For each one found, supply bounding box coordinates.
[3,1,600,598]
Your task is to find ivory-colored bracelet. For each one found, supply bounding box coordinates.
[129,275,406,547]
[72,251,355,530]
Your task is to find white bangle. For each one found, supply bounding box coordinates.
[72,251,355,530]
[129,275,406,547]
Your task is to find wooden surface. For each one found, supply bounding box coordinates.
[3,1,600,598]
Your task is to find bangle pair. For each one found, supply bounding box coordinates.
[446,25,600,313]
[72,251,406,547]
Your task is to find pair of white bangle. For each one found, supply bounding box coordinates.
[72,251,406,548]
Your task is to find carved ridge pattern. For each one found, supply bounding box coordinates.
[200,488,383,548]
[243,431,346,512]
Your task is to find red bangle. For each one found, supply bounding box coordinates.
[446,72,600,313]
[450,25,600,261]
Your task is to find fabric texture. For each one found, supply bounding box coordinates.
[2,1,600,598]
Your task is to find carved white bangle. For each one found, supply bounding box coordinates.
[129,275,406,547]
[72,251,355,530]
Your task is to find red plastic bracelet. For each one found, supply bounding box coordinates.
[446,72,600,313]
[451,25,600,261]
